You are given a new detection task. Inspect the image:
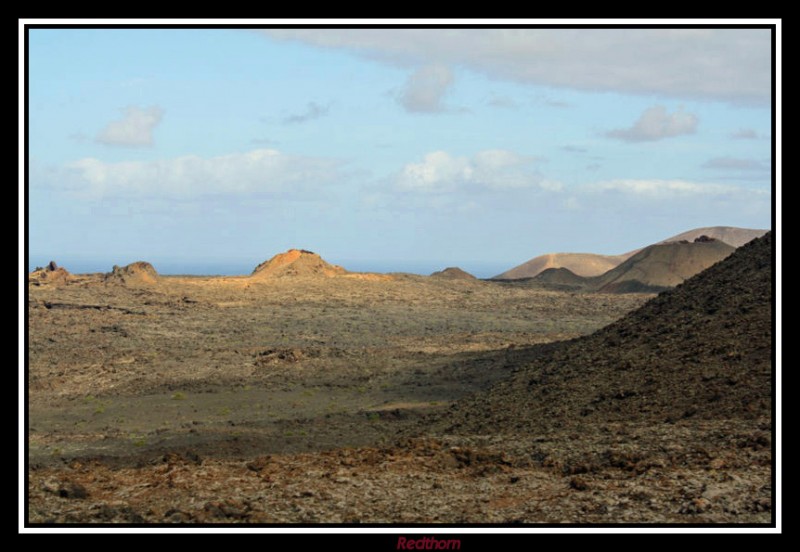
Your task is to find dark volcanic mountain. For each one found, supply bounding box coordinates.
[441,231,772,434]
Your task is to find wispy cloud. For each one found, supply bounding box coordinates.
[263,29,770,104]
[250,137,277,145]
[487,95,519,109]
[730,128,759,140]
[46,149,343,199]
[606,106,698,142]
[282,102,331,124]
[398,64,454,113]
[96,105,164,147]
[585,178,765,199]
[702,157,768,171]
[535,94,570,108]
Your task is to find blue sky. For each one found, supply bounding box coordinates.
[26,26,774,277]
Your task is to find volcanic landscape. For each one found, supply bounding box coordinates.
[26,228,773,524]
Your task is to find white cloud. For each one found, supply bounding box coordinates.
[396,151,470,192]
[585,179,766,199]
[575,178,771,225]
[282,102,331,124]
[398,64,454,113]
[53,148,342,199]
[606,106,698,142]
[395,149,551,193]
[96,105,164,147]
[262,29,770,104]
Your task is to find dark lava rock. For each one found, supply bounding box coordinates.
[58,481,89,499]
[435,232,773,433]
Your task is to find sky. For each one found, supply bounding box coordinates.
[26,25,775,277]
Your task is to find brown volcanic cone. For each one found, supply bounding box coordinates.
[494,251,633,280]
[532,267,590,289]
[494,226,766,281]
[29,261,72,286]
[104,261,159,285]
[250,249,346,279]
[440,232,772,434]
[590,238,735,293]
[659,226,768,248]
[430,267,477,280]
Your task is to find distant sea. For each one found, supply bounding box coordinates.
[27,257,509,280]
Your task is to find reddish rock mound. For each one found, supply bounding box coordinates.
[430,267,477,280]
[104,261,159,285]
[29,261,72,286]
[250,249,346,279]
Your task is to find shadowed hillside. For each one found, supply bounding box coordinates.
[441,231,772,433]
